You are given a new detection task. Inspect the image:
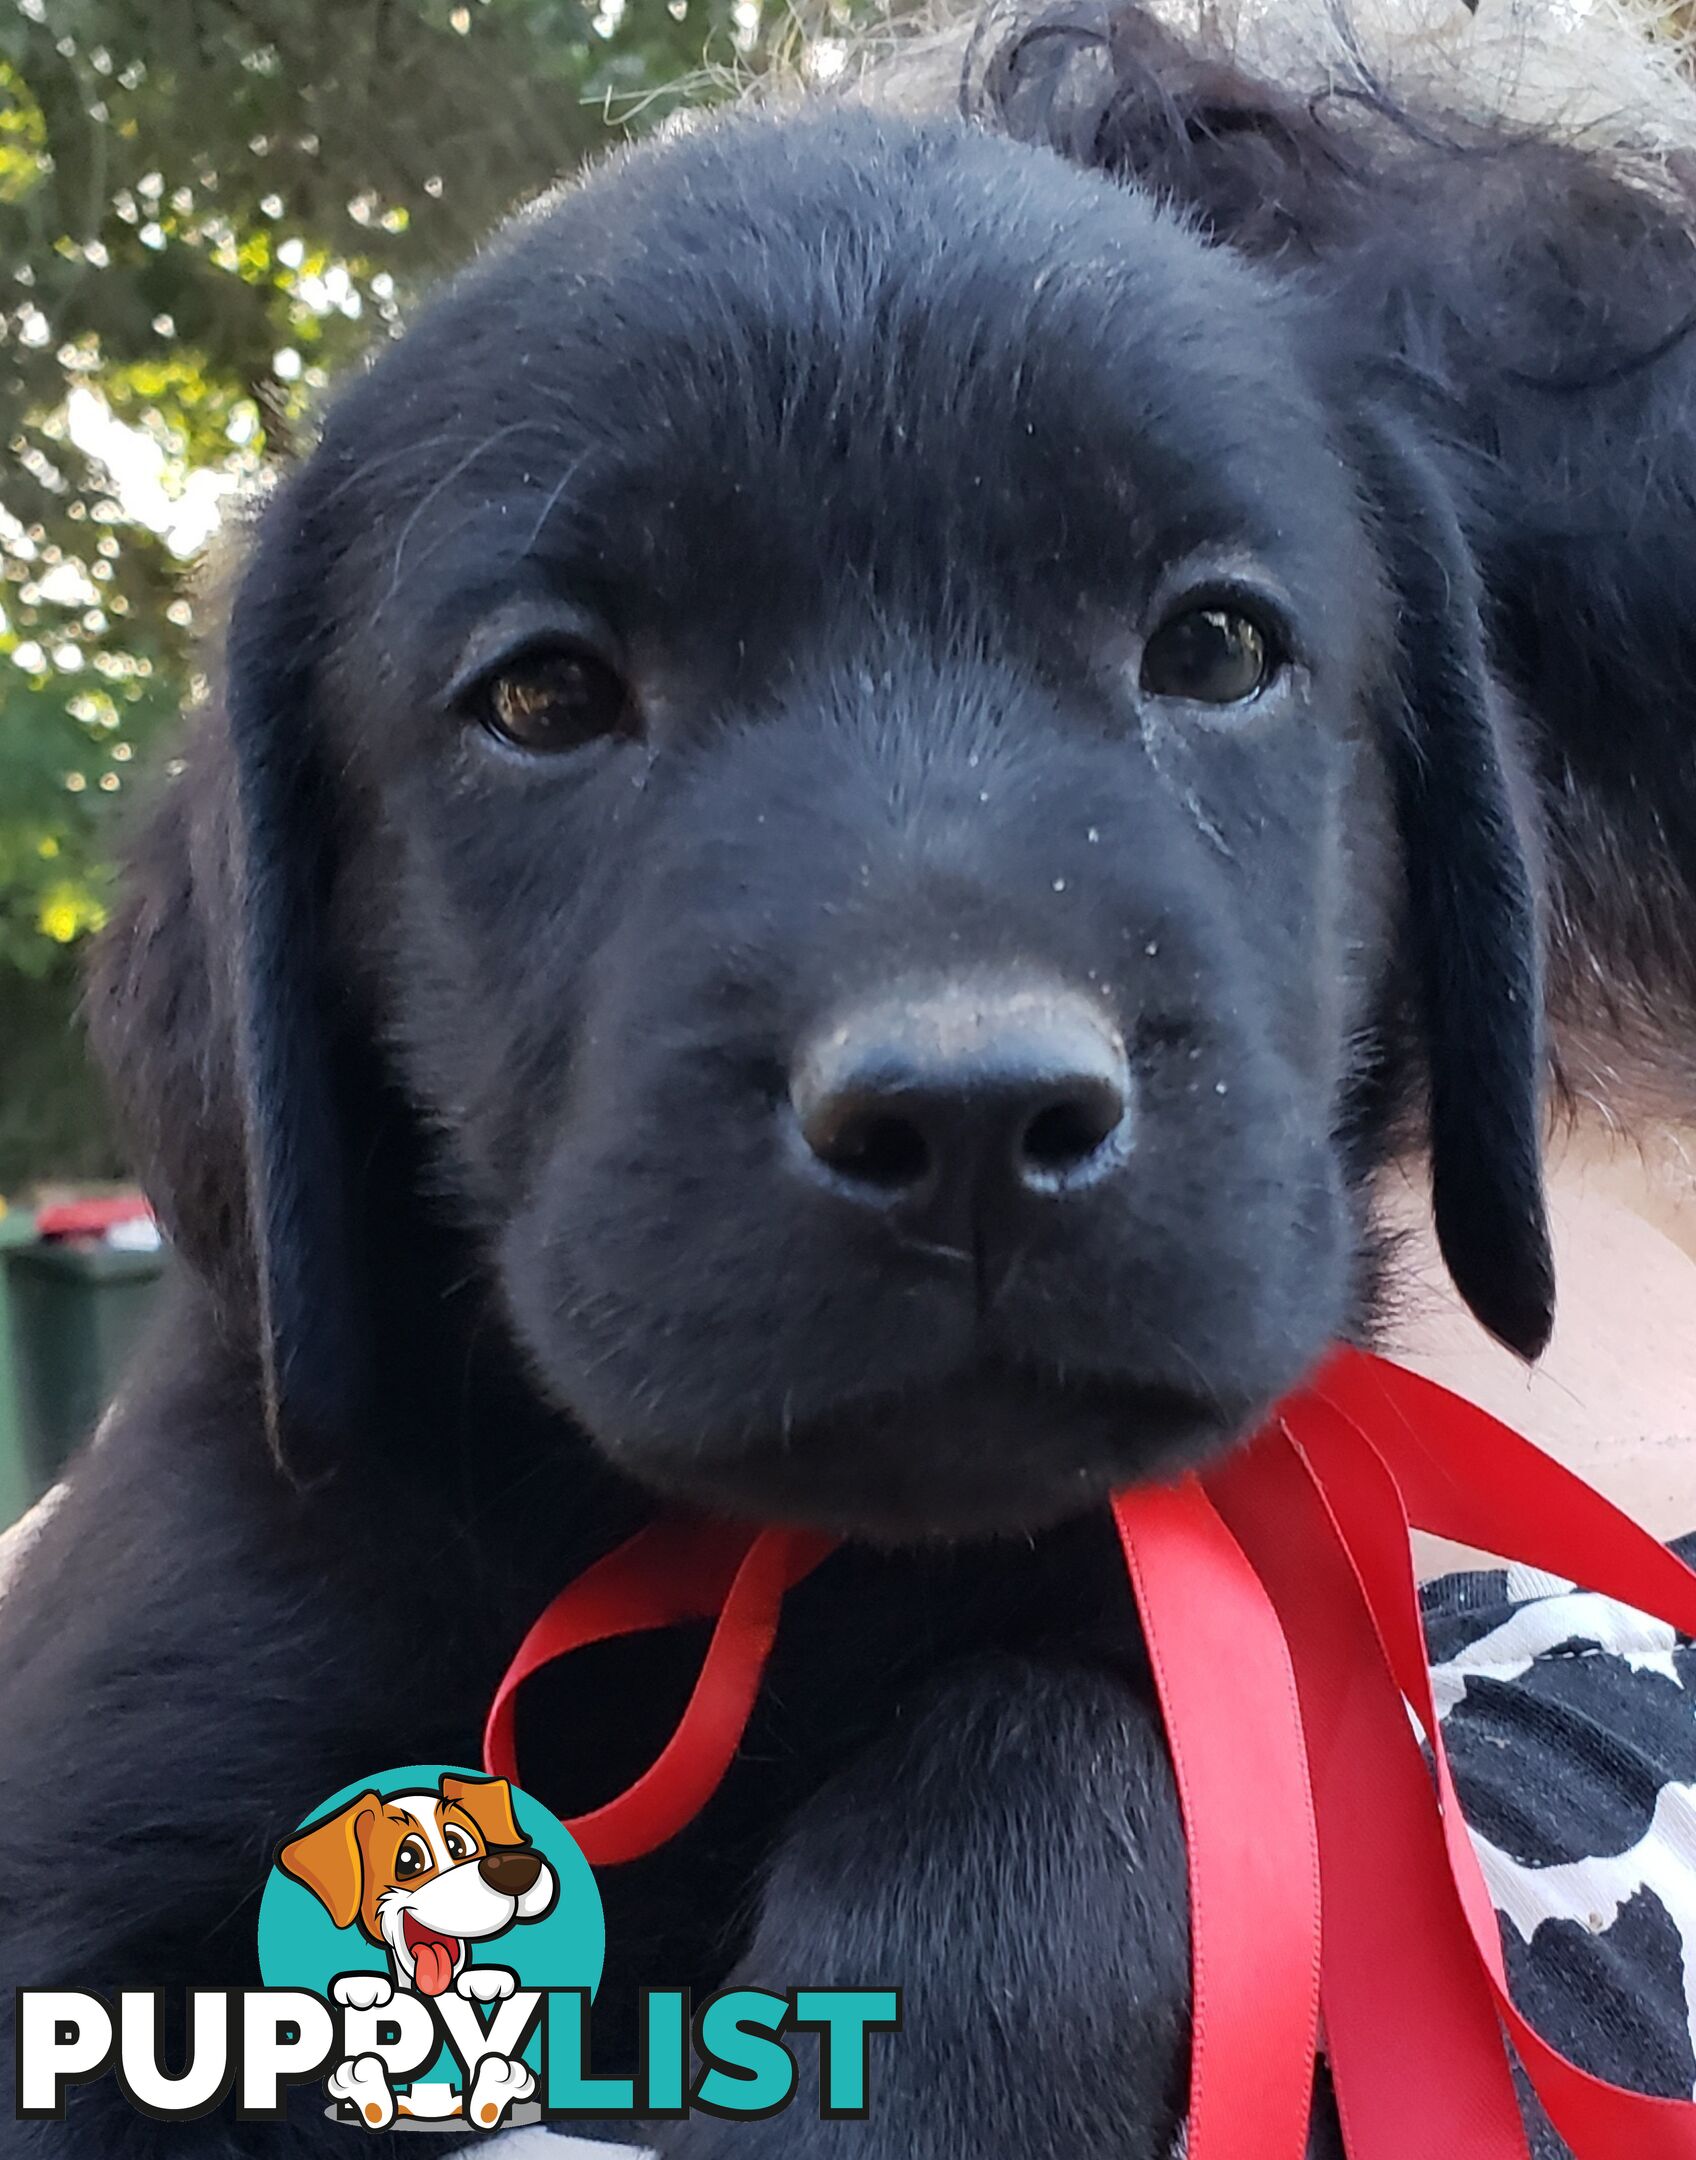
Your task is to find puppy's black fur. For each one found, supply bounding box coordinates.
[4,8,1695,2150]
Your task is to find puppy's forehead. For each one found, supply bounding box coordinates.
[379,1792,447,1863]
[321,108,1354,636]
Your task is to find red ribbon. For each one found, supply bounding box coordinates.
[484,1348,1696,2155]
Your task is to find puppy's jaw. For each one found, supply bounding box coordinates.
[597,1372,1266,1546]
[502,980,1362,1539]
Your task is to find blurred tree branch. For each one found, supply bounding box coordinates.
[0,0,865,1184]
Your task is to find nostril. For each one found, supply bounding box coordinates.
[806,1102,933,1192]
[1018,1082,1127,1186]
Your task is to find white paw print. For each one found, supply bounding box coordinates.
[455,1964,517,2004]
[331,1972,394,2012]
[327,2052,395,2129]
[465,2054,534,2131]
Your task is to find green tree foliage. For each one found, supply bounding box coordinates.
[0,0,843,1186]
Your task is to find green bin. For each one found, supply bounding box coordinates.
[0,1207,37,1530]
[3,1240,166,1511]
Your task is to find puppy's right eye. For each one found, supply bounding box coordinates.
[471,646,635,754]
[1140,606,1278,706]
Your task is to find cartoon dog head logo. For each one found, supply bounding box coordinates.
[278,1773,558,1997]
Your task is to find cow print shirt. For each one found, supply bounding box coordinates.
[1427,1534,1696,2150]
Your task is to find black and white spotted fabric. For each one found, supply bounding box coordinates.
[1425,1532,1696,2147]
[465,1546,1696,2155]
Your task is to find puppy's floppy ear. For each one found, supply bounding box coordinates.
[89,471,377,1463]
[221,473,376,1466]
[278,1791,378,1931]
[84,714,250,1310]
[441,1774,526,1849]
[1358,414,1555,1359]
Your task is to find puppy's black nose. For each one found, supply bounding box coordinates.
[479,1848,542,1897]
[790,980,1131,1242]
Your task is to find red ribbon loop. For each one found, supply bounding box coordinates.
[483,1517,834,1866]
[485,1349,1696,2155]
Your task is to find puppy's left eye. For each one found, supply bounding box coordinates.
[394,1836,432,1881]
[443,1824,476,1862]
[1141,607,1278,705]
[471,646,634,753]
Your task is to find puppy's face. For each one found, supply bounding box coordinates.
[238,112,1500,1538]
[278,1776,555,1996]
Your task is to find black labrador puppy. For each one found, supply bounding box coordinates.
[6,4,1696,2151]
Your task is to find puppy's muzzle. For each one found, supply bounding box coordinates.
[789,976,1132,1251]
[478,1848,543,1897]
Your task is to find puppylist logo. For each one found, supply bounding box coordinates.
[16,1764,900,2134]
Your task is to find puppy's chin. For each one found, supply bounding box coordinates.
[593,1365,1278,1545]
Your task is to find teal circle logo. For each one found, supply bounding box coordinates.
[257,1766,601,2130]
[258,1765,602,1997]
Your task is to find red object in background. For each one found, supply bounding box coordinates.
[33,1194,154,1242]
[485,1349,1696,2159]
